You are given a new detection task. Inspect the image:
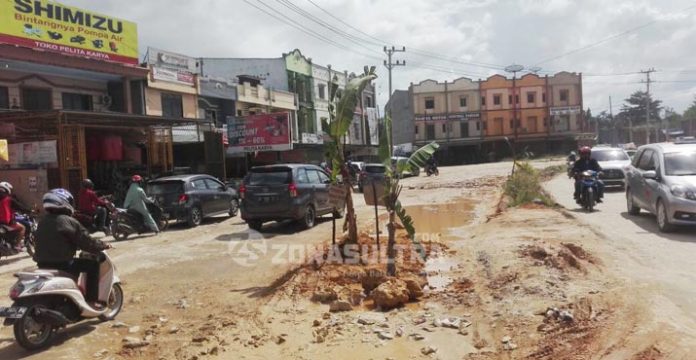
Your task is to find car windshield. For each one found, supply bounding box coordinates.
[247,169,291,185]
[592,150,629,162]
[148,181,184,195]
[664,152,696,176]
[365,165,386,173]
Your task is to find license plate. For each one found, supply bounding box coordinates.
[0,306,27,319]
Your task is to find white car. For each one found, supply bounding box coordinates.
[592,147,631,188]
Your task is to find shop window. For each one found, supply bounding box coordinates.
[425,97,435,110]
[527,92,536,104]
[0,86,8,109]
[21,88,52,110]
[481,96,486,106]
[414,125,419,134]
[459,96,467,108]
[62,93,93,111]
[441,124,446,133]
[318,84,326,100]
[365,95,373,108]
[494,94,501,106]
[476,122,481,131]
[560,89,569,102]
[508,95,512,105]
[161,93,183,118]
[460,122,469,138]
[515,95,519,104]
[542,93,546,102]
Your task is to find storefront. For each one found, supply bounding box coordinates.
[0,110,204,206]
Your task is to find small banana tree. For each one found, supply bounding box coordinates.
[322,67,378,244]
[379,115,440,276]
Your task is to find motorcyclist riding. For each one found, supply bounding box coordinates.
[572,146,604,203]
[34,188,111,309]
[123,175,159,235]
[0,181,27,252]
[567,151,577,163]
[78,179,110,234]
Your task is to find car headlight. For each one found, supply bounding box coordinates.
[670,185,696,200]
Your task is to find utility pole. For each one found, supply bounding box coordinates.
[640,68,656,144]
[383,46,406,117]
[609,96,616,145]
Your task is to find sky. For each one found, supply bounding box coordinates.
[67,0,696,115]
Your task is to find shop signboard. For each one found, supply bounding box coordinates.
[415,112,480,121]
[227,112,292,152]
[147,47,197,72]
[152,66,195,86]
[0,140,57,165]
[0,0,138,65]
[550,106,581,116]
[301,132,323,144]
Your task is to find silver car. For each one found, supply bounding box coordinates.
[592,147,631,188]
[625,142,696,232]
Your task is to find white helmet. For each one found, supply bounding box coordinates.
[0,182,12,195]
[42,188,75,214]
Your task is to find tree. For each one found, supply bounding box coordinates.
[322,67,377,245]
[683,97,696,121]
[663,107,683,128]
[619,90,662,126]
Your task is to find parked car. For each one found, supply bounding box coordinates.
[625,141,696,232]
[239,164,345,231]
[358,163,387,192]
[592,147,631,188]
[392,156,420,177]
[147,174,239,227]
[348,161,365,185]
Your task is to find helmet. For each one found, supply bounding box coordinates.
[43,188,75,214]
[131,175,143,183]
[570,151,577,156]
[81,178,94,189]
[0,181,12,195]
[579,146,591,156]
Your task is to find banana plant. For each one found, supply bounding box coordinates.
[322,66,377,244]
[379,115,440,276]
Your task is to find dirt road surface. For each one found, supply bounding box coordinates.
[546,176,696,349]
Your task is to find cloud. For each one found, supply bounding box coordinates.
[63,0,696,113]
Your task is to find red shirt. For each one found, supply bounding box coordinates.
[78,188,106,215]
[0,196,13,225]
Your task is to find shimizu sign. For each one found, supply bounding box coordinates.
[0,0,138,65]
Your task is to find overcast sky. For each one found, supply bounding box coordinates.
[70,0,696,114]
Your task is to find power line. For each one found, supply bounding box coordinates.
[534,3,696,65]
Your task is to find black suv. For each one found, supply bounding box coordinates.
[147,174,239,227]
[240,164,345,231]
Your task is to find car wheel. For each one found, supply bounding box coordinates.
[656,199,675,233]
[248,221,263,231]
[228,199,239,217]
[187,206,203,227]
[302,205,316,229]
[626,188,640,215]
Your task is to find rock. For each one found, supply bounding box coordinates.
[412,316,426,325]
[144,335,153,342]
[432,318,442,327]
[122,337,149,349]
[422,327,435,332]
[503,341,518,351]
[209,346,219,355]
[168,326,180,334]
[191,336,208,343]
[158,317,169,323]
[378,332,394,340]
[440,318,460,329]
[411,333,425,341]
[421,346,437,355]
[128,326,141,334]
[459,329,469,336]
[93,349,108,358]
[501,336,512,343]
[322,312,331,320]
[111,321,128,329]
[312,288,338,303]
[177,299,189,309]
[361,267,388,292]
[329,300,353,312]
[313,319,322,327]
[559,310,574,322]
[402,275,426,300]
[459,319,472,329]
[395,328,404,337]
[274,335,286,345]
[372,279,410,310]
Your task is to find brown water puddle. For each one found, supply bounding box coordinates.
[405,199,474,238]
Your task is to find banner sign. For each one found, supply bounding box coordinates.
[152,66,195,86]
[0,0,139,65]
[415,112,480,121]
[227,112,292,152]
[0,139,7,162]
[147,47,197,72]
[0,140,57,165]
[550,106,581,116]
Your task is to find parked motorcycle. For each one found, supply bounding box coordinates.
[578,170,600,212]
[0,251,123,350]
[111,202,169,241]
[425,163,439,177]
[74,199,117,235]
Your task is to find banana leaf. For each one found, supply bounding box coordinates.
[407,142,440,172]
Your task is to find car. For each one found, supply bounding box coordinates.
[358,163,387,192]
[625,142,696,232]
[592,147,631,188]
[626,149,638,159]
[347,161,365,185]
[147,174,239,228]
[239,164,345,231]
[391,156,420,177]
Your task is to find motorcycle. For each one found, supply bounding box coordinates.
[578,170,600,212]
[567,160,575,178]
[425,163,439,177]
[0,213,37,259]
[74,199,117,235]
[0,251,123,350]
[111,202,169,241]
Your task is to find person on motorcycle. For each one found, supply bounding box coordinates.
[78,179,110,234]
[34,188,111,309]
[567,151,577,163]
[0,182,26,252]
[572,146,604,203]
[123,175,159,234]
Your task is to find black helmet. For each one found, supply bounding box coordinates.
[82,178,94,189]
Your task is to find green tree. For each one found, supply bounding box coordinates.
[663,107,683,128]
[683,97,696,121]
[619,90,662,126]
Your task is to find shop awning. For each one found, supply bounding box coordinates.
[0,110,208,128]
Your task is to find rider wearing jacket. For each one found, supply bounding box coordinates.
[78,179,109,234]
[123,175,159,234]
[0,182,26,252]
[572,146,604,203]
[34,189,111,308]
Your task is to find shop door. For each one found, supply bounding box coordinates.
[148,126,173,177]
[204,131,226,181]
[59,125,87,195]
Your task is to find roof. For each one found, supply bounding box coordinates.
[150,174,213,182]
[645,142,696,153]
